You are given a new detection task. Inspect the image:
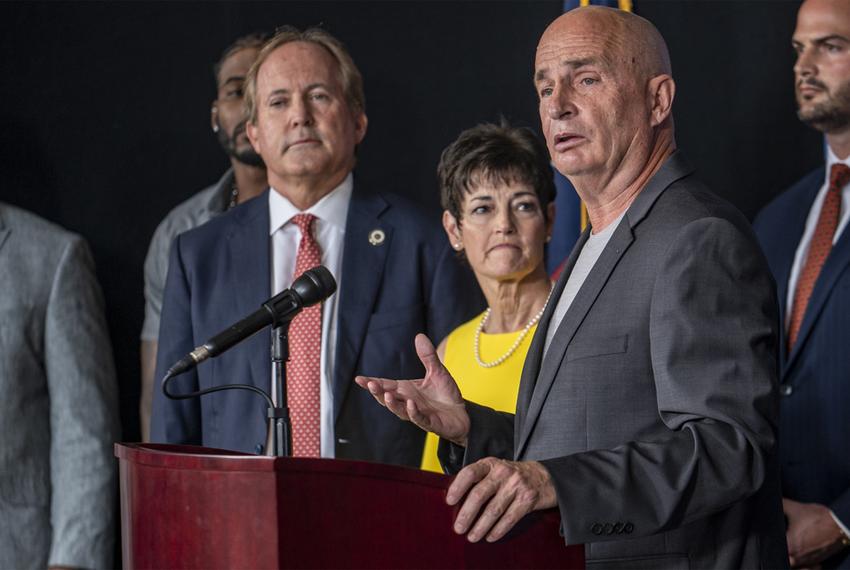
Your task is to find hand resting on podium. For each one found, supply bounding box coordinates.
[355,333,557,543]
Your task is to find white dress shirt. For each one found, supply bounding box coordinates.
[268,173,352,458]
[785,148,850,325]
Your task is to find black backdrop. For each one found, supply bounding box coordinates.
[0,1,820,442]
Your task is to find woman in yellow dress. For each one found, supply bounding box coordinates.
[421,122,556,472]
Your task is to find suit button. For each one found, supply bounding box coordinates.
[613,522,624,534]
[780,384,793,397]
[591,523,604,535]
[255,443,264,454]
[624,522,634,534]
[603,523,614,535]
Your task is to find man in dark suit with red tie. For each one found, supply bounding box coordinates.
[150,27,481,465]
[754,0,850,567]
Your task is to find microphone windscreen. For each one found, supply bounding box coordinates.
[292,266,337,306]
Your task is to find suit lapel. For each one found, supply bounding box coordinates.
[333,190,391,423]
[515,152,694,458]
[516,226,634,457]
[228,193,272,391]
[514,229,588,453]
[786,227,850,373]
[773,172,822,367]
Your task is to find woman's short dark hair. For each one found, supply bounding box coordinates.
[438,122,556,223]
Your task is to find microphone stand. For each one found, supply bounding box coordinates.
[162,265,337,458]
[266,324,292,457]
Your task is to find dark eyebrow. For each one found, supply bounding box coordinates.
[794,34,850,47]
[264,83,331,98]
[305,82,331,91]
[563,57,597,69]
[510,191,537,199]
[469,195,493,202]
[814,34,850,44]
[534,57,599,83]
[220,76,245,89]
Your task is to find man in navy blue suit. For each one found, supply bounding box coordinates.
[150,27,481,466]
[754,0,850,567]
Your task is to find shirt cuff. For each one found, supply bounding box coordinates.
[829,509,850,546]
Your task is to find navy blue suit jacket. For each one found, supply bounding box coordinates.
[150,186,483,466]
[754,167,850,568]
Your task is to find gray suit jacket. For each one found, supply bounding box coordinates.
[0,203,119,569]
[442,154,788,569]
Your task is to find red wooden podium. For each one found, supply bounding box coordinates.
[116,443,583,569]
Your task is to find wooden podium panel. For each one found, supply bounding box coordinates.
[116,443,583,569]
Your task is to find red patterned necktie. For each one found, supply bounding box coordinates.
[288,213,323,457]
[787,163,850,350]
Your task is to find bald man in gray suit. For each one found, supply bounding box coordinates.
[0,203,119,569]
[358,7,787,569]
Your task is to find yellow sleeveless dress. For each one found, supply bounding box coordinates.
[420,311,537,472]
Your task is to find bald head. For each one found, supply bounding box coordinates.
[538,7,671,83]
[533,5,677,202]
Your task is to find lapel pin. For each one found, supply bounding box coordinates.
[368,228,386,246]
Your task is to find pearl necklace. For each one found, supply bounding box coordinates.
[474,285,554,368]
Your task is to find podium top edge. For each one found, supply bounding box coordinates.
[116,442,256,459]
[114,442,451,487]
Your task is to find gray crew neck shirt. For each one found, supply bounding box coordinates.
[543,210,627,358]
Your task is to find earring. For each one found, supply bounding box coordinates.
[212,124,220,133]
[454,243,462,250]
[546,235,552,243]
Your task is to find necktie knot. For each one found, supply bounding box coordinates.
[829,163,850,192]
[291,213,317,234]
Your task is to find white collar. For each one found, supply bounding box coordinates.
[825,146,850,185]
[268,172,353,235]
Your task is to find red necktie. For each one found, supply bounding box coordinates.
[288,213,323,457]
[787,163,850,350]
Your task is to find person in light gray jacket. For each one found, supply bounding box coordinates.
[0,202,119,569]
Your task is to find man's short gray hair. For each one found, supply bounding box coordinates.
[244,26,365,124]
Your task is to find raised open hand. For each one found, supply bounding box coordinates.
[355,333,470,446]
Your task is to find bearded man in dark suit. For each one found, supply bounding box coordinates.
[754,1,850,567]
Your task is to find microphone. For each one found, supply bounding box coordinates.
[165,266,336,378]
